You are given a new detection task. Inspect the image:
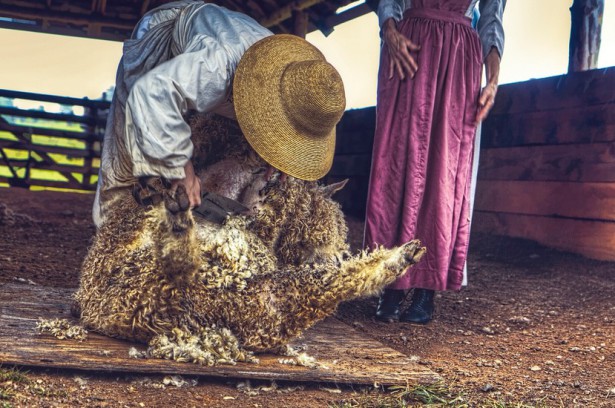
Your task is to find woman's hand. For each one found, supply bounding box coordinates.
[476,47,501,124]
[382,18,421,80]
[171,160,201,209]
[476,82,497,124]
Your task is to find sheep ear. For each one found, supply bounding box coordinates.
[321,179,348,198]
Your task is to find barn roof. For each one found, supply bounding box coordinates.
[0,0,377,41]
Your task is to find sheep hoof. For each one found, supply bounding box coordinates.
[164,184,190,215]
[162,184,193,234]
[132,177,164,206]
[401,239,427,265]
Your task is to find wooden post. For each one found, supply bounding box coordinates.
[568,0,604,72]
[292,9,308,38]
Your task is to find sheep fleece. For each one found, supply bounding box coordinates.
[76,115,426,363]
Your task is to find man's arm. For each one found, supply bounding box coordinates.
[125,43,232,207]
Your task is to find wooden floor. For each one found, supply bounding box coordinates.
[0,283,438,386]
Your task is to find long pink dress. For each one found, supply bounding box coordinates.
[364,0,482,291]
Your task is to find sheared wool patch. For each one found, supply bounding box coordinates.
[36,318,88,341]
[147,326,258,366]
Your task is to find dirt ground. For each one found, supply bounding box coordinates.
[0,187,614,408]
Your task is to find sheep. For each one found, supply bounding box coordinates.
[75,114,426,364]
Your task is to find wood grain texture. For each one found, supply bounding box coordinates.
[489,68,615,116]
[0,283,438,386]
[478,142,615,183]
[474,180,615,222]
[482,103,615,148]
[473,211,615,261]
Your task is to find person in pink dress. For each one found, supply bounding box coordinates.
[364,0,506,323]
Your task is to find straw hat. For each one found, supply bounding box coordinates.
[233,34,346,181]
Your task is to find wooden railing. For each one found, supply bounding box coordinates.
[0,89,109,191]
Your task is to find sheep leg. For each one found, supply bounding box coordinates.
[330,240,426,300]
[284,240,426,322]
[245,240,426,351]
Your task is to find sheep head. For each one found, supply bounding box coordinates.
[247,177,350,265]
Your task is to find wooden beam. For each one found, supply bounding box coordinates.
[0,107,106,127]
[0,140,91,158]
[568,0,604,72]
[311,2,374,35]
[260,0,325,28]
[245,0,267,20]
[4,159,98,176]
[0,122,99,142]
[0,4,137,30]
[0,89,110,110]
[140,0,151,16]
[87,23,102,36]
[292,9,308,38]
[0,19,128,41]
[221,0,244,13]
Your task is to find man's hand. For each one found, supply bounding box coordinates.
[382,18,421,80]
[170,161,201,209]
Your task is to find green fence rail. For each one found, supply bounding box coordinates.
[0,89,109,191]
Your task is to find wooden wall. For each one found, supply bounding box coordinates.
[325,108,375,218]
[473,67,615,261]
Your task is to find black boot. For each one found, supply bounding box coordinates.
[400,289,435,324]
[375,289,406,323]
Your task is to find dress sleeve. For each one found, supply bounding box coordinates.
[478,0,506,60]
[125,38,232,180]
[377,0,411,29]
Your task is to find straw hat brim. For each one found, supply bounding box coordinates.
[233,34,337,181]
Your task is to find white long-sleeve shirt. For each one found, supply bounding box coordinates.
[93,1,272,226]
[377,0,506,59]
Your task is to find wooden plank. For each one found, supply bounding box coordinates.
[0,139,91,158]
[5,158,99,174]
[0,283,438,386]
[490,68,615,115]
[478,142,615,183]
[0,89,110,110]
[474,180,615,222]
[482,103,615,148]
[0,120,100,141]
[473,211,615,261]
[0,106,105,127]
[0,176,97,191]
